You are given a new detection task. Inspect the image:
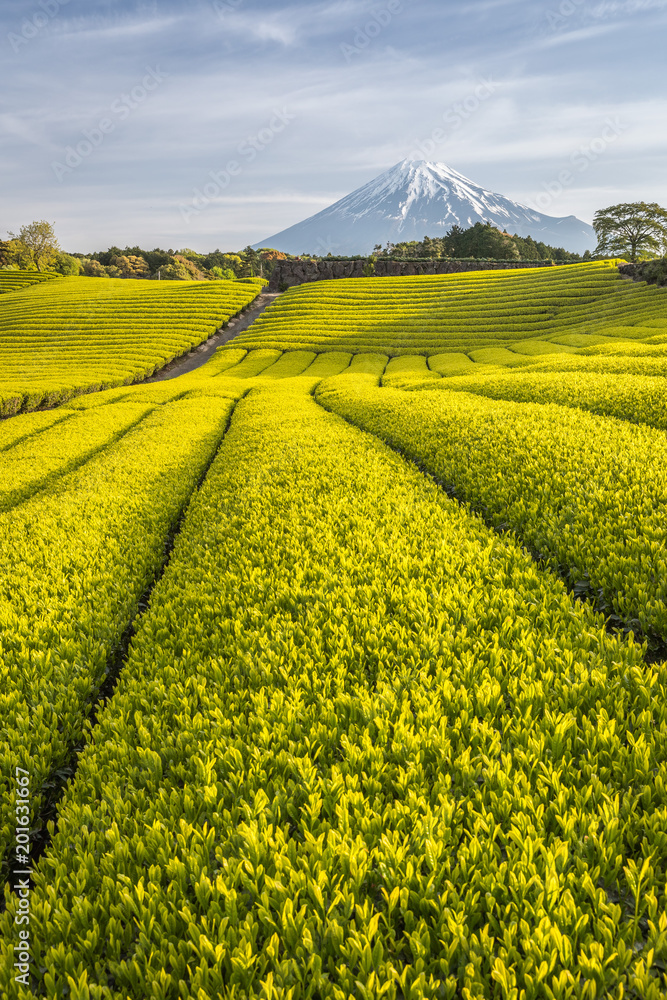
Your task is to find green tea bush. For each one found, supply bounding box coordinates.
[0,392,246,886]
[0,276,262,411]
[4,386,666,998]
[317,378,667,644]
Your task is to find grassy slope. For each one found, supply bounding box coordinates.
[1,265,667,996]
[225,260,666,356]
[0,276,263,414]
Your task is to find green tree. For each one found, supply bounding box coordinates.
[176,248,207,264]
[173,254,208,280]
[0,239,20,268]
[159,260,190,280]
[375,225,580,263]
[240,246,261,277]
[511,234,541,261]
[202,251,243,276]
[421,236,446,259]
[110,254,150,279]
[7,220,60,271]
[53,251,81,276]
[593,202,667,261]
[80,259,108,277]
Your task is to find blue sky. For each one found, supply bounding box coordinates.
[2,0,665,252]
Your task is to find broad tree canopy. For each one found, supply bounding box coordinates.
[593,202,667,262]
[7,220,60,271]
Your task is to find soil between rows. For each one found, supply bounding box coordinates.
[145,291,281,382]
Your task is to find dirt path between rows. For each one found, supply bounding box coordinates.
[145,292,281,382]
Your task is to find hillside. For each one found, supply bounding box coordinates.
[1,261,667,998]
[0,275,263,414]
[0,270,61,294]
[228,260,665,355]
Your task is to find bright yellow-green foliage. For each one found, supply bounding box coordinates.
[468,346,533,367]
[346,352,389,376]
[383,354,440,388]
[3,387,667,999]
[508,338,577,356]
[300,351,353,378]
[0,390,247,883]
[221,347,282,377]
[515,350,667,378]
[207,348,364,381]
[0,270,60,294]
[0,276,262,414]
[0,408,70,449]
[189,345,247,377]
[410,367,667,431]
[260,349,317,378]
[1,262,666,998]
[229,260,664,355]
[428,351,474,375]
[317,377,667,645]
[0,402,153,511]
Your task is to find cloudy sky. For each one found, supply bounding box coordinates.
[2,0,666,252]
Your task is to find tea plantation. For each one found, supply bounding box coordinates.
[1,263,666,1000]
[0,275,263,416]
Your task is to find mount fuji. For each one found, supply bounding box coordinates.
[254,160,596,256]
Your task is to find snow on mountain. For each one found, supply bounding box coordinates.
[253,159,596,256]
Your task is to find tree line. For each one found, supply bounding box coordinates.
[0,225,283,281]
[83,244,287,281]
[2,203,666,282]
[372,225,586,263]
[372,203,667,263]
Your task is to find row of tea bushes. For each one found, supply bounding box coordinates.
[0,402,154,512]
[382,355,440,389]
[0,277,263,413]
[410,369,667,432]
[316,377,667,646]
[0,408,71,451]
[522,352,667,378]
[0,391,246,886]
[3,386,666,998]
[0,270,60,294]
[230,262,664,355]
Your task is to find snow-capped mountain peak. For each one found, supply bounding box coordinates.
[254,160,595,255]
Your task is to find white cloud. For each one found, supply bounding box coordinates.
[61,16,183,40]
[534,22,624,48]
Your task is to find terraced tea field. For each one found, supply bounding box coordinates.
[0,275,263,415]
[1,262,667,999]
[230,259,666,355]
[0,271,61,295]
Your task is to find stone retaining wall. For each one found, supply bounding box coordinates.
[268,258,558,291]
[618,261,667,286]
